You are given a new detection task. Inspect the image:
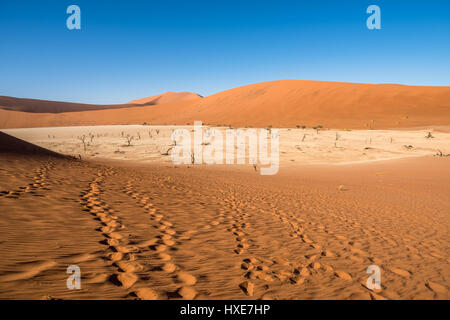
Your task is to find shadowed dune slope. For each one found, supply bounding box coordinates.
[0,96,137,113]
[0,91,201,114]
[0,131,65,157]
[1,80,449,129]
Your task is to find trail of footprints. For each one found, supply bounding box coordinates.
[266,203,429,299]
[233,190,445,299]
[74,167,445,300]
[0,160,54,199]
[269,208,366,280]
[122,179,198,300]
[219,191,300,299]
[219,189,369,299]
[79,169,144,293]
[79,169,157,299]
[79,172,198,299]
[282,206,420,291]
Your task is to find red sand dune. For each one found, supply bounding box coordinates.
[0,91,201,114]
[128,91,202,105]
[0,96,135,113]
[1,80,449,129]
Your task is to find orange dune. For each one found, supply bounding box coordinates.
[128,91,202,105]
[0,91,201,114]
[1,80,449,129]
[0,96,137,113]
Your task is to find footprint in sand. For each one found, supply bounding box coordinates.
[370,292,388,300]
[295,267,310,277]
[176,271,197,286]
[163,272,198,300]
[114,245,139,254]
[239,281,254,296]
[388,267,411,278]
[115,261,143,273]
[241,261,254,271]
[289,277,305,285]
[162,262,177,273]
[425,281,447,295]
[335,271,352,281]
[176,286,197,300]
[321,250,335,257]
[134,288,159,300]
[107,252,124,262]
[158,252,172,261]
[113,272,138,289]
[149,244,167,253]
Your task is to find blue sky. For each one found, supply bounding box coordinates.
[0,0,449,104]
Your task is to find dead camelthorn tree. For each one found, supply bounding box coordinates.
[434,150,449,157]
[313,125,323,134]
[160,147,173,156]
[125,135,133,146]
[78,135,87,151]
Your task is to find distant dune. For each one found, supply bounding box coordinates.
[128,91,202,105]
[0,96,136,113]
[0,91,201,114]
[1,80,449,129]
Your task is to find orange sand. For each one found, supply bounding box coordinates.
[1,80,449,129]
[0,133,448,299]
[128,92,202,105]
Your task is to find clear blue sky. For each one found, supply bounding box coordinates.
[1,0,449,104]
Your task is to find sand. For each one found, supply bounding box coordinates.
[0,92,201,114]
[0,80,449,300]
[128,92,202,105]
[3,125,450,165]
[0,96,135,113]
[1,80,449,129]
[0,128,448,299]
